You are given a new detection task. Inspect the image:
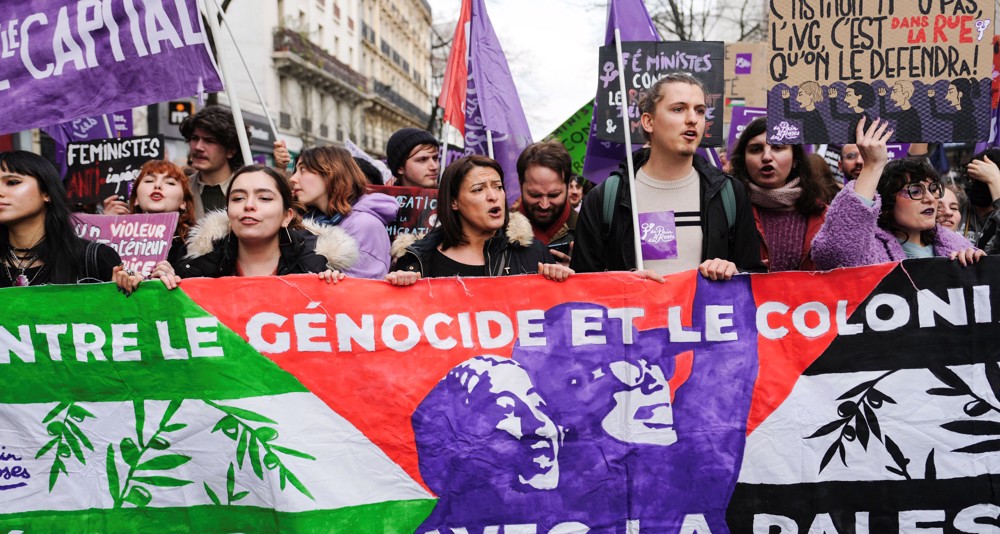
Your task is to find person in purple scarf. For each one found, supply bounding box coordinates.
[729,118,836,271]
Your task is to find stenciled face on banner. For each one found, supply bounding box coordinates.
[414,356,561,493]
[594,41,726,147]
[412,281,760,533]
[768,0,994,144]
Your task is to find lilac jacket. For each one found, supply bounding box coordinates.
[811,181,974,270]
[339,192,398,279]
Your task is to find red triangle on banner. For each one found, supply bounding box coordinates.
[746,263,897,433]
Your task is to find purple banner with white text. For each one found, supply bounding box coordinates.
[0,0,223,135]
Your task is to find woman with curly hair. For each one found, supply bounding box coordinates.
[812,119,984,268]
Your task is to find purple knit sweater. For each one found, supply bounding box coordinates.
[811,181,974,269]
[758,209,809,272]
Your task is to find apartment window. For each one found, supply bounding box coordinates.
[348,17,354,30]
[334,2,341,18]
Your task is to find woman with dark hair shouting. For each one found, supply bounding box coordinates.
[386,155,572,285]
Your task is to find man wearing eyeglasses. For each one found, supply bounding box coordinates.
[838,144,864,182]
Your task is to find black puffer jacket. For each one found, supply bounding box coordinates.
[571,149,766,273]
[392,212,554,277]
[174,211,359,277]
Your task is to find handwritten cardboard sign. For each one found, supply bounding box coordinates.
[768,0,994,144]
[369,185,438,240]
[594,41,725,147]
[65,136,165,204]
[73,212,178,276]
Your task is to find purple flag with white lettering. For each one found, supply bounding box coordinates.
[462,0,532,205]
[581,0,660,184]
[0,0,222,135]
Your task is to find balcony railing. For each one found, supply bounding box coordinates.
[273,27,367,91]
[373,80,430,124]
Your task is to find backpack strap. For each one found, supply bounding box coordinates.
[721,179,736,230]
[601,174,621,239]
[82,240,101,281]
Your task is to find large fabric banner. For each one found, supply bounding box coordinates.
[0,258,997,532]
[0,0,223,135]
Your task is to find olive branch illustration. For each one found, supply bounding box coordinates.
[35,402,96,492]
[35,398,315,507]
[106,399,192,508]
[203,400,316,502]
[806,370,937,480]
[927,361,1000,454]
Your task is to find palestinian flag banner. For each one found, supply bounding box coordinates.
[0,258,997,533]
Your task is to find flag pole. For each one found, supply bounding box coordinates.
[208,0,279,140]
[203,0,253,166]
[486,130,495,159]
[101,114,114,138]
[439,142,448,183]
[614,28,643,271]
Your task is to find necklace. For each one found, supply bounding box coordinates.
[5,246,41,287]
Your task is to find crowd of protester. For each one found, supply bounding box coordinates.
[2,73,998,292]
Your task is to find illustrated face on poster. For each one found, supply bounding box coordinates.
[768,0,993,144]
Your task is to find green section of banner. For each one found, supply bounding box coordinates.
[0,499,437,533]
[545,100,594,176]
[0,284,306,403]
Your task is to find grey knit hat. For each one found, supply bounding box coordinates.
[386,128,438,177]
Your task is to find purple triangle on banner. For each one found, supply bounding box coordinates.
[463,0,533,205]
[583,0,661,184]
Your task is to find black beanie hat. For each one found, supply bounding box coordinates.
[386,128,437,177]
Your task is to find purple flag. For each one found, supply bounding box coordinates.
[43,110,133,175]
[462,0,533,205]
[582,0,661,184]
[0,0,223,136]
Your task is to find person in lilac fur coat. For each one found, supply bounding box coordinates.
[812,117,985,269]
[289,145,398,279]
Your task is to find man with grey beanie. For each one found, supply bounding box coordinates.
[386,128,440,188]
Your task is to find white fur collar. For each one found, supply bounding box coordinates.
[184,211,358,271]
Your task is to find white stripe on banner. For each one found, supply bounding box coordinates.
[0,393,430,514]
[741,364,1000,485]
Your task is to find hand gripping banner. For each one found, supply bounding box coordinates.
[0,257,997,532]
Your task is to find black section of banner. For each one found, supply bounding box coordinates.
[727,475,1000,533]
[804,258,1000,376]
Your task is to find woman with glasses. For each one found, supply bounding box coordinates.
[812,118,983,269]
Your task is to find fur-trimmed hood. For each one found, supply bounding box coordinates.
[184,211,359,272]
[390,211,534,260]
